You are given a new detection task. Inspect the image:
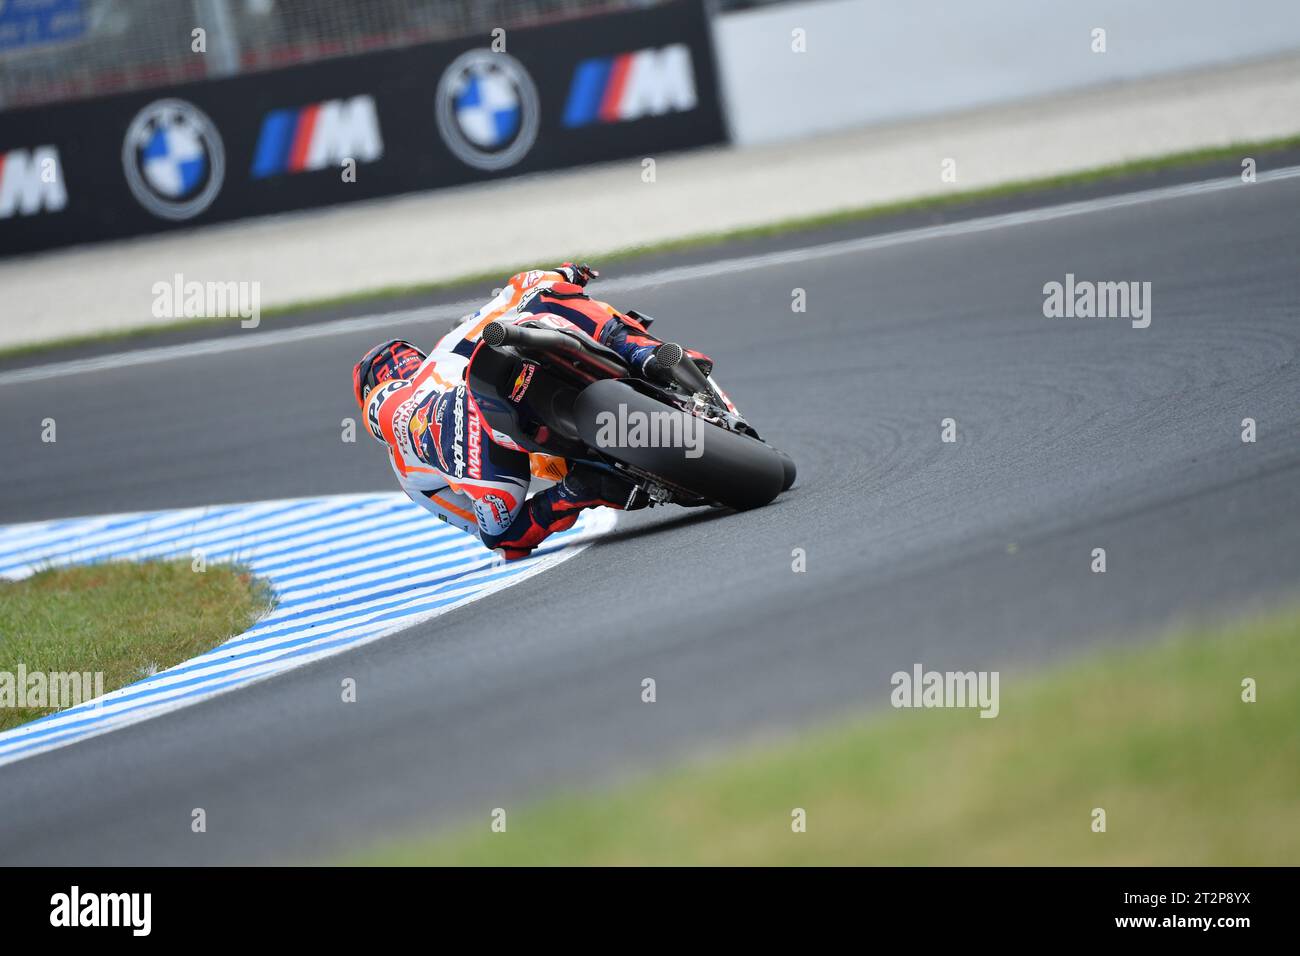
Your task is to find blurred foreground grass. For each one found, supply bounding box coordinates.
[348,606,1300,865]
[0,560,271,731]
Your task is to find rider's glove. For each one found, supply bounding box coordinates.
[637,349,671,383]
[556,262,599,286]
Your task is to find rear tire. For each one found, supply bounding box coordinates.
[573,380,785,511]
[774,448,797,491]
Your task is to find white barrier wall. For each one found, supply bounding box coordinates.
[713,0,1300,144]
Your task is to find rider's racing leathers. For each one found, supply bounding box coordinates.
[362,266,661,559]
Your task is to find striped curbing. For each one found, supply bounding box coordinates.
[0,494,615,767]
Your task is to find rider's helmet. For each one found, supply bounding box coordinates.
[352,339,426,440]
[352,339,426,409]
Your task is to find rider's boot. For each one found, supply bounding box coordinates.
[492,464,646,561]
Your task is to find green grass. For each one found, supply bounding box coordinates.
[0,560,272,731]
[6,134,1299,362]
[345,605,1300,865]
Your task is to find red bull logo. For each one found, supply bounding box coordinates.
[509,361,538,403]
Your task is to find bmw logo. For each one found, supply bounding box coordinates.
[122,98,225,220]
[436,50,540,172]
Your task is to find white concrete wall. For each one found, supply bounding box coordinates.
[714,0,1300,144]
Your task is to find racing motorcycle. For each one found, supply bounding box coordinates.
[470,313,796,511]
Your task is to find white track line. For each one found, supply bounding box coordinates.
[3,165,1296,389]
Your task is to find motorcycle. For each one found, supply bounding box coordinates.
[468,312,796,512]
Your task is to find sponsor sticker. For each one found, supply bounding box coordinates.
[251,95,384,179]
[0,145,67,218]
[435,49,540,171]
[476,492,514,533]
[365,379,407,442]
[563,44,697,128]
[121,98,225,220]
[509,361,538,403]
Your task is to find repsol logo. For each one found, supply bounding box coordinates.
[366,379,407,441]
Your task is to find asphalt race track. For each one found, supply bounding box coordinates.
[1,167,1298,864]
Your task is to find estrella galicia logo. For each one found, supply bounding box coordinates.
[435,50,539,171]
[121,98,225,220]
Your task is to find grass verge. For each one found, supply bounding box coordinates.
[6,134,1300,362]
[345,604,1300,865]
[0,560,272,731]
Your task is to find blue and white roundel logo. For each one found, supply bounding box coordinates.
[436,50,539,171]
[122,99,225,220]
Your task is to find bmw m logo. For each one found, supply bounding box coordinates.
[121,98,225,220]
[435,50,539,172]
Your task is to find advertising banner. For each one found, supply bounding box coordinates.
[0,0,86,54]
[0,0,724,256]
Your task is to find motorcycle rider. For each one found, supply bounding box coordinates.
[352,263,684,560]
